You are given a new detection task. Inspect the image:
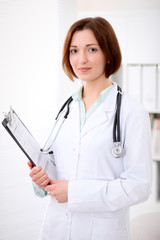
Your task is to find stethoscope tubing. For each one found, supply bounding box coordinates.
[41,85,124,158]
[41,96,73,154]
[113,87,122,143]
[41,118,65,154]
[55,96,73,120]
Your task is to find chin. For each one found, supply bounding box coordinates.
[78,76,93,82]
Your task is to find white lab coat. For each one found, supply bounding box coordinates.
[38,82,152,240]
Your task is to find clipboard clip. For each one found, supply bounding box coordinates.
[3,106,14,126]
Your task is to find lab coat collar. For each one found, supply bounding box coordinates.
[80,81,118,138]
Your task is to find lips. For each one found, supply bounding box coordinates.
[78,67,91,72]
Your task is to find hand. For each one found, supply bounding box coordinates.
[28,161,50,187]
[44,180,68,203]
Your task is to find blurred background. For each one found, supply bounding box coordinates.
[0,0,160,239]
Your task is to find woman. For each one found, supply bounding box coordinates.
[28,17,152,240]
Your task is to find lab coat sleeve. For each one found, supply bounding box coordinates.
[68,105,152,213]
[32,182,48,198]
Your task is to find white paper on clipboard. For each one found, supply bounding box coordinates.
[1,107,52,169]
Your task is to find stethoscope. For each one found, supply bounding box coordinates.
[112,86,125,158]
[41,85,125,158]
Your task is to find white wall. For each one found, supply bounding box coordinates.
[78,10,160,64]
[0,1,77,239]
[0,0,58,141]
[77,0,160,11]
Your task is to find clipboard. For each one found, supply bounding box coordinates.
[2,107,47,167]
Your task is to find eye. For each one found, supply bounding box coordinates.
[89,48,97,53]
[70,49,78,54]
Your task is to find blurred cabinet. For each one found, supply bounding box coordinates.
[123,63,160,162]
[125,64,160,113]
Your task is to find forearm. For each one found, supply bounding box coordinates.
[68,176,151,213]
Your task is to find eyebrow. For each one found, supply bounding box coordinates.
[70,43,98,48]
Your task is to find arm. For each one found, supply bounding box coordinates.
[68,106,152,213]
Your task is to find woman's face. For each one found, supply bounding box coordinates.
[69,29,107,83]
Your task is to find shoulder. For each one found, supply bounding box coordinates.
[110,81,147,116]
[121,92,149,120]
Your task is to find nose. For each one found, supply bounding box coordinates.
[79,50,88,64]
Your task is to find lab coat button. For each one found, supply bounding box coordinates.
[66,212,68,216]
[73,148,76,151]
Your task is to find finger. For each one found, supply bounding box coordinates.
[32,165,42,173]
[27,161,33,169]
[49,180,56,184]
[36,176,50,187]
[39,179,50,188]
[49,180,61,184]
[31,170,46,182]
[44,185,54,192]
[34,168,46,178]
[41,178,50,187]
[44,186,50,192]
[29,165,42,177]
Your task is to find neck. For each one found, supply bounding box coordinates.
[82,78,112,100]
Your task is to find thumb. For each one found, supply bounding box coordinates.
[49,180,57,184]
[50,180,65,184]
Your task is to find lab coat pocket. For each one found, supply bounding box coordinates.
[91,217,128,240]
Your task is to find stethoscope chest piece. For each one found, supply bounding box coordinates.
[112,142,124,158]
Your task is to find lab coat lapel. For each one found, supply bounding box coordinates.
[69,100,81,144]
[80,83,117,138]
